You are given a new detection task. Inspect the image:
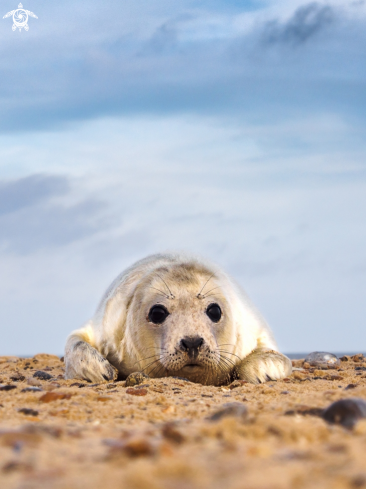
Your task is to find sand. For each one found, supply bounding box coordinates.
[1,353,366,489]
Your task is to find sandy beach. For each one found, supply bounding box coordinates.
[1,353,366,489]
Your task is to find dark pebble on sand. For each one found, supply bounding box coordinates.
[208,402,248,422]
[18,408,39,416]
[0,385,17,391]
[10,373,26,382]
[21,387,42,392]
[322,398,366,429]
[125,372,150,387]
[33,371,53,381]
[305,352,340,368]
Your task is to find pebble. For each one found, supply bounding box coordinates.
[208,402,248,422]
[161,423,185,444]
[18,408,39,416]
[21,387,42,392]
[27,377,42,387]
[33,370,53,381]
[322,398,366,429]
[304,352,340,368]
[10,373,26,382]
[229,380,248,390]
[0,384,17,391]
[125,372,149,387]
[106,436,156,458]
[351,354,364,362]
[126,387,148,396]
[39,392,73,403]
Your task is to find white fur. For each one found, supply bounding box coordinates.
[65,253,290,384]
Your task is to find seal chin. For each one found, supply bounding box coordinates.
[181,363,202,372]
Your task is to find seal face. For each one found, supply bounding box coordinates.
[64,253,292,385]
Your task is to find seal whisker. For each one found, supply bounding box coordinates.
[132,352,166,368]
[218,354,237,369]
[217,350,241,361]
[141,356,163,374]
[197,274,214,299]
[156,274,175,299]
[200,286,221,298]
[149,286,170,299]
[148,356,168,378]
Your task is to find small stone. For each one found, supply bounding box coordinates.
[151,387,164,393]
[2,460,33,473]
[33,371,53,381]
[70,383,85,388]
[21,387,42,392]
[345,384,358,390]
[322,398,366,429]
[10,373,26,382]
[208,402,248,422]
[18,408,39,416]
[285,405,324,416]
[161,423,185,444]
[304,352,340,369]
[0,384,17,391]
[303,362,311,369]
[229,380,248,389]
[107,436,156,458]
[162,405,176,414]
[39,391,72,403]
[96,396,112,402]
[42,382,61,391]
[351,354,364,363]
[27,377,42,387]
[340,355,350,362]
[125,372,150,387]
[328,375,343,381]
[126,387,148,396]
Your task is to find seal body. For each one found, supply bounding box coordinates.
[65,253,292,385]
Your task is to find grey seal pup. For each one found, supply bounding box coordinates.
[64,253,292,385]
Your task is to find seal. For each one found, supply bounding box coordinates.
[64,253,292,385]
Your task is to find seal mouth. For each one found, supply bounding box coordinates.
[183,363,202,370]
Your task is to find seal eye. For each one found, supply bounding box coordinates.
[206,303,222,323]
[148,305,169,324]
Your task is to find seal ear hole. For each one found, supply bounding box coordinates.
[206,303,222,323]
[148,305,170,324]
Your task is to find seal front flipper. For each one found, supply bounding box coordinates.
[236,348,292,384]
[64,331,118,383]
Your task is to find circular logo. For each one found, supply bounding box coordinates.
[13,8,28,28]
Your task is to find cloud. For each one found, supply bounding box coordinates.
[0,174,107,254]
[262,2,335,46]
[0,174,69,215]
[0,1,364,132]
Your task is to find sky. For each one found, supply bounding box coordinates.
[0,0,365,355]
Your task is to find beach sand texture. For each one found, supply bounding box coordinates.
[1,353,366,489]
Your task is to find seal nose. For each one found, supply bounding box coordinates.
[180,336,204,358]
